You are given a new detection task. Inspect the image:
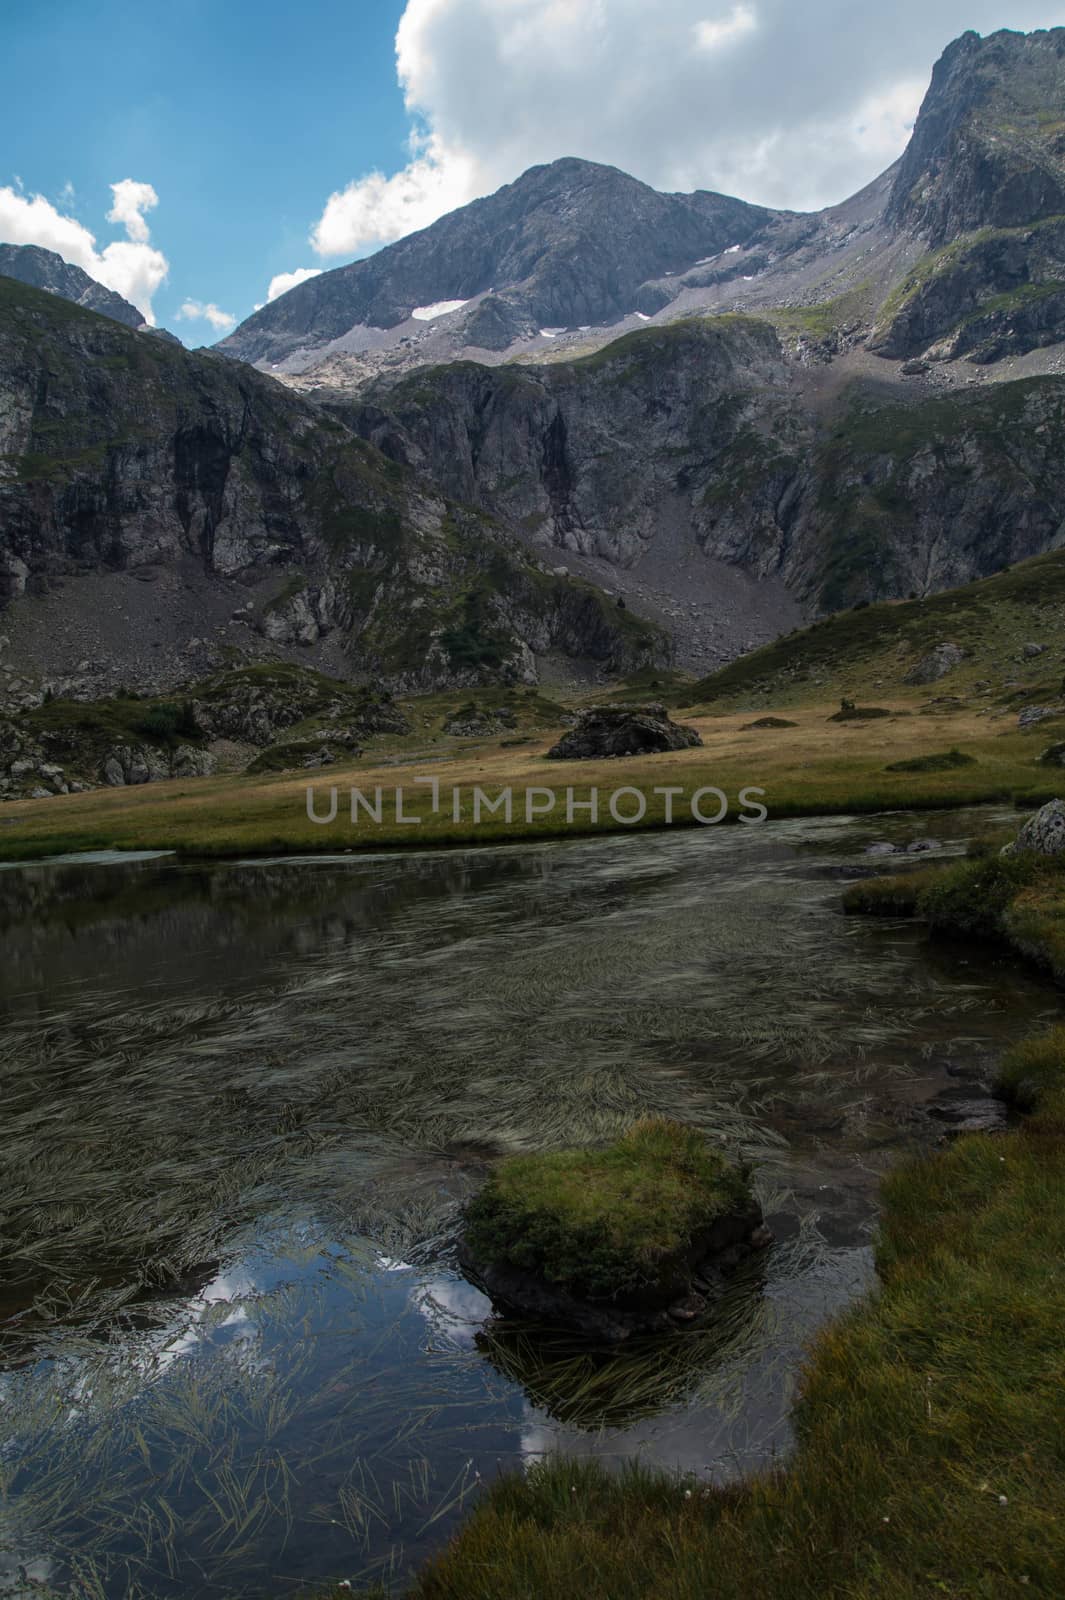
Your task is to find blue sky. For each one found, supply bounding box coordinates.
[1,0,409,335]
[2,1,1063,344]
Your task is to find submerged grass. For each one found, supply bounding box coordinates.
[411,1036,1065,1599]
[2,820,1009,1595]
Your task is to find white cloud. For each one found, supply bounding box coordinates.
[106,179,158,244]
[307,0,1065,256]
[266,266,323,302]
[0,178,168,323]
[177,299,237,331]
[311,132,480,256]
[693,4,758,52]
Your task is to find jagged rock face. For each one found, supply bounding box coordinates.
[348,322,1065,612]
[870,217,1065,363]
[886,29,1065,246]
[352,318,807,577]
[0,278,665,690]
[868,29,1065,365]
[0,244,146,328]
[218,158,776,365]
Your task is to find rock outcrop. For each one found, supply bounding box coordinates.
[547,704,702,760]
[1004,798,1065,856]
[904,642,966,685]
[101,744,217,787]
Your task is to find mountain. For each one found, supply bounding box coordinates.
[5,26,1065,705]
[0,243,147,329]
[220,27,1065,392]
[218,158,780,367]
[0,277,662,707]
[885,27,1065,244]
[343,317,1065,633]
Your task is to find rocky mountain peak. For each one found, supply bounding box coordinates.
[218,156,775,367]
[886,26,1065,244]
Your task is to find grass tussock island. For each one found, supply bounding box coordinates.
[463,1120,753,1303]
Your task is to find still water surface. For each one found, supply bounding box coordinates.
[0,811,1058,1596]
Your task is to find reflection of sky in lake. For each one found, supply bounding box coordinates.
[1,808,1059,1596]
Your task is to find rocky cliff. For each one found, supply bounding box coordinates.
[0,277,665,701]
[344,315,1065,614]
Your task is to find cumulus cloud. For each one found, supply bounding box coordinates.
[106,178,158,244]
[177,299,236,331]
[265,266,323,303]
[0,178,167,322]
[311,132,479,256]
[309,0,1065,257]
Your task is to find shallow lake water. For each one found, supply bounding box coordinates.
[0,810,1060,1596]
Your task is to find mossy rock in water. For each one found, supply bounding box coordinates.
[459,1119,769,1341]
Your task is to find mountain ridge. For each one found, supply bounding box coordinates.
[0,242,148,329]
[218,26,1065,394]
[218,157,779,366]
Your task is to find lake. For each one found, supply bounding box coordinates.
[0,810,1057,1596]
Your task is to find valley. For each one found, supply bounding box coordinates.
[3,19,1065,1600]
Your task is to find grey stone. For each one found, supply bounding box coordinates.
[547,704,703,760]
[903,642,965,685]
[1003,797,1065,856]
[170,745,218,779]
[1018,704,1063,729]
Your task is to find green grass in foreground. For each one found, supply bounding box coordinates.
[463,1119,751,1302]
[844,847,1065,983]
[408,1037,1065,1599]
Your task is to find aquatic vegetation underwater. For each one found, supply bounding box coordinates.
[0,814,1056,1594]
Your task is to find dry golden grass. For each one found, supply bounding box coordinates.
[0,700,1054,861]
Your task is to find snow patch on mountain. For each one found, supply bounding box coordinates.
[411,299,469,321]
